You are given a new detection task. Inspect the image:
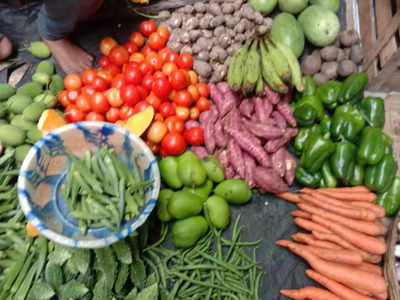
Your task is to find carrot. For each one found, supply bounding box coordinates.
[280,287,342,300]
[300,191,354,209]
[357,262,383,276]
[348,201,386,218]
[375,290,388,300]
[300,194,377,221]
[291,210,312,219]
[298,203,386,236]
[311,215,386,255]
[286,243,387,296]
[318,186,370,193]
[318,190,376,202]
[276,192,302,203]
[295,217,332,234]
[278,240,362,265]
[305,269,377,300]
[292,233,342,250]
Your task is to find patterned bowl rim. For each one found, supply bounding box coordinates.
[17,121,160,248]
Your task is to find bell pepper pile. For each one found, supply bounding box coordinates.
[292,72,400,217]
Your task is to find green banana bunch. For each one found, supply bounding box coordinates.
[265,39,291,84]
[227,42,250,92]
[242,40,261,95]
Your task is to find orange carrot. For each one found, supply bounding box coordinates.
[357,262,383,276]
[300,194,377,221]
[348,201,386,218]
[277,240,362,265]
[311,215,386,255]
[280,287,342,300]
[291,210,312,219]
[300,192,354,209]
[292,233,342,250]
[305,269,377,300]
[375,290,388,300]
[286,243,387,296]
[299,187,315,194]
[318,190,376,202]
[276,192,302,203]
[318,186,370,193]
[295,217,332,234]
[298,203,386,236]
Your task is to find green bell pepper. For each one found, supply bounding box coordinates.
[349,164,364,186]
[300,133,336,173]
[315,80,342,110]
[383,132,393,155]
[294,95,324,126]
[329,141,357,183]
[376,177,400,216]
[295,166,319,188]
[338,72,369,104]
[321,115,332,134]
[321,161,337,188]
[357,126,386,165]
[364,154,398,192]
[294,124,322,155]
[303,76,316,96]
[330,103,365,142]
[359,97,385,128]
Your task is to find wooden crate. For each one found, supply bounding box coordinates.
[357,0,400,92]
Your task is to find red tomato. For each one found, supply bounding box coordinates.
[165,51,179,64]
[86,112,105,122]
[152,77,172,99]
[65,105,86,123]
[189,107,200,120]
[133,101,151,114]
[162,62,177,76]
[106,107,120,123]
[141,45,153,57]
[158,47,171,63]
[64,74,82,91]
[196,96,211,112]
[146,52,163,70]
[100,37,118,56]
[81,69,97,86]
[97,70,113,83]
[120,84,141,107]
[145,92,162,110]
[188,70,198,84]
[92,76,109,92]
[177,53,193,70]
[111,74,126,89]
[165,116,184,133]
[147,121,168,143]
[129,52,145,63]
[153,71,167,80]
[145,140,160,154]
[142,74,154,91]
[197,82,210,97]
[124,66,143,85]
[67,90,80,103]
[187,84,199,101]
[124,41,138,54]
[58,90,70,107]
[184,127,204,146]
[81,86,96,98]
[154,112,164,122]
[161,132,186,156]
[138,61,154,75]
[126,61,139,69]
[76,94,91,112]
[170,70,188,90]
[90,92,110,114]
[99,56,111,68]
[175,106,189,121]
[140,20,157,37]
[160,146,168,157]
[137,85,149,100]
[157,27,170,43]
[174,90,193,107]
[105,88,123,107]
[130,32,145,48]
[148,33,165,51]
[104,64,121,77]
[109,45,129,66]
[159,102,175,118]
[120,105,135,120]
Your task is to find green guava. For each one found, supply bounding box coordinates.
[278,0,308,14]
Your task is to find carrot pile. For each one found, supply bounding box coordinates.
[276,186,388,300]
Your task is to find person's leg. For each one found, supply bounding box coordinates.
[0,35,12,61]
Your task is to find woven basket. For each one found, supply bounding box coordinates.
[384,213,400,300]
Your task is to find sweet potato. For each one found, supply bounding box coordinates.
[264,83,280,105]
[191,146,209,159]
[272,111,287,129]
[271,148,286,177]
[225,166,235,179]
[203,106,218,154]
[209,83,224,114]
[243,151,256,188]
[239,99,254,119]
[214,119,226,148]
[264,98,273,119]
[265,128,298,153]
[209,83,237,117]
[276,100,296,127]
[255,97,269,124]
[227,139,245,178]
[283,149,296,185]
[241,119,285,140]
[217,150,229,169]
[184,120,200,130]
[254,167,289,193]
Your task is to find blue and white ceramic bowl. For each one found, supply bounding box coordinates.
[18,122,160,248]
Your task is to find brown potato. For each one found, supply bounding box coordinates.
[338,60,357,77]
[320,46,339,61]
[301,50,321,76]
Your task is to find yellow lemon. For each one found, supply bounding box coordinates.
[124,106,154,137]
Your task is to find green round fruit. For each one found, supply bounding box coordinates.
[271,12,305,58]
[310,0,340,12]
[278,0,308,14]
[249,0,278,15]
[298,5,340,47]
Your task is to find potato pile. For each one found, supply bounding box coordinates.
[301,29,364,85]
[159,0,272,83]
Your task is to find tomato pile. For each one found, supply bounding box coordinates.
[58,20,211,156]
